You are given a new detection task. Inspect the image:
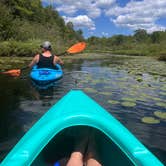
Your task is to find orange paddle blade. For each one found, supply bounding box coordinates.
[2,69,21,77]
[67,42,86,54]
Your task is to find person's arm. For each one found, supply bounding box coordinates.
[53,56,64,65]
[28,54,39,68]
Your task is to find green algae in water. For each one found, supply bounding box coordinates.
[154,111,166,120]
[141,117,160,124]
[121,101,136,107]
[108,100,120,105]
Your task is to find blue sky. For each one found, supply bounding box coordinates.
[42,0,166,38]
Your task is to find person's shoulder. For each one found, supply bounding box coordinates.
[35,53,40,57]
[34,54,40,60]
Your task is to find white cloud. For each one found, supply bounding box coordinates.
[63,15,96,31]
[48,0,101,18]
[87,7,101,18]
[95,0,116,8]
[41,0,115,32]
[57,5,77,15]
[41,0,166,34]
[106,0,166,33]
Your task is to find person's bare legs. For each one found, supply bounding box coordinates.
[66,152,84,166]
[86,158,102,166]
[86,152,102,166]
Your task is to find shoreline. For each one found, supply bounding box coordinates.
[0,53,165,70]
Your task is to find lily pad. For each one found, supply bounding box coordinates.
[160,86,166,91]
[79,80,89,84]
[136,77,143,82]
[99,91,111,96]
[152,97,162,102]
[121,97,137,102]
[84,75,92,81]
[136,96,147,102]
[121,101,136,107]
[84,88,98,93]
[159,91,166,96]
[154,111,166,119]
[156,102,166,108]
[91,79,102,84]
[108,100,120,105]
[141,117,160,124]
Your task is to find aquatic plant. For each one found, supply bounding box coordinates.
[83,88,98,93]
[121,101,136,107]
[156,102,166,108]
[154,111,166,120]
[141,117,160,124]
[108,100,120,105]
[121,97,137,102]
[99,92,112,96]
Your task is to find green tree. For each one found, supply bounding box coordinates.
[134,29,149,43]
[66,22,74,31]
[151,31,160,43]
[0,2,15,40]
[75,29,84,41]
[111,35,125,46]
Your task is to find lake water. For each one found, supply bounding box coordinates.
[0,55,166,164]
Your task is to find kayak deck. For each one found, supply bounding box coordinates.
[30,64,63,85]
[1,90,164,166]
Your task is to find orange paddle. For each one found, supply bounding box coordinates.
[67,42,86,54]
[2,69,21,77]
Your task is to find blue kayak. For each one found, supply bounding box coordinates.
[1,90,164,166]
[30,64,63,85]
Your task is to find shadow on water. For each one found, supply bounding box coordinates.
[0,55,166,164]
[0,74,32,159]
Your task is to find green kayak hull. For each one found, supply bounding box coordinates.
[0,90,163,166]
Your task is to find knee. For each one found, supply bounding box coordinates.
[66,152,84,166]
[70,152,83,159]
[87,158,102,166]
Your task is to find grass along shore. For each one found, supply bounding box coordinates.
[0,40,166,61]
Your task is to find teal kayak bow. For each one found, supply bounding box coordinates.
[1,90,164,166]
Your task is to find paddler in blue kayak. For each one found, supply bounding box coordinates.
[28,41,63,68]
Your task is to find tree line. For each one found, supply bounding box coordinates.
[86,29,166,60]
[0,0,84,56]
[0,0,165,60]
